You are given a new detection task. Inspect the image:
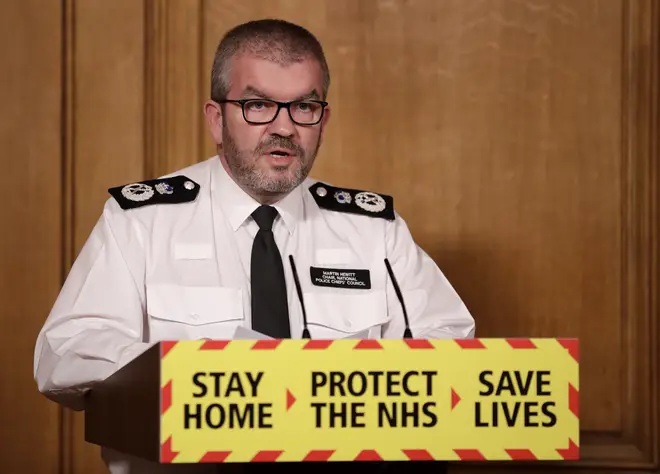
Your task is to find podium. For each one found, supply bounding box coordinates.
[85,342,162,462]
[84,338,579,465]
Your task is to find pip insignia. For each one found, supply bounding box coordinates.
[309,182,394,220]
[334,190,352,204]
[108,175,200,210]
[155,182,174,195]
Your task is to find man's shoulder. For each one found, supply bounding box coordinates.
[106,158,214,212]
[303,177,396,221]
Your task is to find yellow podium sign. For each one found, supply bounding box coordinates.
[159,338,579,463]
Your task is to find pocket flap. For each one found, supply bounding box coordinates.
[304,291,388,333]
[147,284,243,326]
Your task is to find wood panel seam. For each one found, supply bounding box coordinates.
[60,0,76,473]
[620,0,659,468]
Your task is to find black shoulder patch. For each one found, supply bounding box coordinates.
[308,182,395,220]
[108,175,200,210]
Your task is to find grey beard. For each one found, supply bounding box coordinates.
[229,156,307,195]
[222,125,317,196]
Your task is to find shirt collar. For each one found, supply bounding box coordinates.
[211,156,303,234]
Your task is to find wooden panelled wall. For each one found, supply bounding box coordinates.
[0,0,658,473]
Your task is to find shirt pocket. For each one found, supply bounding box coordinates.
[146,284,243,341]
[303,290,389,339]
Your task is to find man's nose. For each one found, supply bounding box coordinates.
[267,106,296,137]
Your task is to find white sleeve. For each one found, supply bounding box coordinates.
[382,212,476,340]
[33,200,154,411]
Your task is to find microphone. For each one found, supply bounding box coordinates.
[384,258,413,339]
[288,255,311,339]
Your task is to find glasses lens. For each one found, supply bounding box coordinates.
[242,99,324,124]
[243,100,278,123]
[290,101,324,124]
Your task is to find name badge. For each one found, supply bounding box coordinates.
[310,267,371,289]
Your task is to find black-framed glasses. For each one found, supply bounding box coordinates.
[216,98,328,125]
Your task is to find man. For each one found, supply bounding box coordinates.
[34,19,474,474]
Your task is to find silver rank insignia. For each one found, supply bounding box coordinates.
[109,175,199,210]
[121,183,154,202]
[334,191,352,204]
[308,182,395,220]
[155,182,174,195]
[355,191,386,213]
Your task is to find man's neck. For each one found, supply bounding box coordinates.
[249,190,285,206]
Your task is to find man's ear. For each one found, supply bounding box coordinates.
[203,100,223,144]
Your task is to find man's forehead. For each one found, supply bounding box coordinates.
[229,53,323,99]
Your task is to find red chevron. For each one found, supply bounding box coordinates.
[506,449,537,460]
[451,388,461,410]
[160,341,177,358]
[569,383,579,418]
[251,450,283,462]
[557,439,579,460]
[455,339,486,349]
[160,436,178,463]
[303,340,333,349]
[200,451,231,462]
[286,389,296,411]
[251,340,282,350]
[354,340,383,350]
[355,450,383,461]
[506,338,537,349]
[558,338,579,362]
[454,449,485,460]
[403,449,434,461]
[404,339,435,349]
[200,340,230,350]
[303,450,334,461]
[161,380,172,415]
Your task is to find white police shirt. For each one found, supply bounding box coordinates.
[33,155,475,474]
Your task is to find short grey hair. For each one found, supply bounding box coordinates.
[210,19,330,101]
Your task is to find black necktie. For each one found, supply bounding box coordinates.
[250,205,290,339]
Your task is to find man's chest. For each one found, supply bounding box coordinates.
[142,212,391,342]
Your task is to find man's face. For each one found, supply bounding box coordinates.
[211,54,330,200]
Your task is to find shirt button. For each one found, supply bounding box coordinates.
[191,313,199,321]
[344,318,352,329]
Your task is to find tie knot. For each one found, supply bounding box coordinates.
[252,205,278,231]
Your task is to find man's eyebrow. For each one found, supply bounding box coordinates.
[295,90,321,101]
[241,86,270,99]
[240,86,321,101]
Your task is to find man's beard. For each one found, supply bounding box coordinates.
[222,123,319,196]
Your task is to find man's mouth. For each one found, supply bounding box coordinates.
[266,149,295,158]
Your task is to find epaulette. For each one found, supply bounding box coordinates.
[108,175,200,210]
[308,181,395,220]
